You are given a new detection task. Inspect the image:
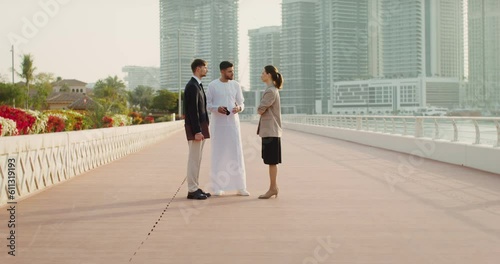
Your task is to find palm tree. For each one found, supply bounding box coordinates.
[93,76,128,114]
[18,54,36,109]
[130,85,155,110]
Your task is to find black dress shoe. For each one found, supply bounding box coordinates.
[187,189,207,200]
[197,188,211,197]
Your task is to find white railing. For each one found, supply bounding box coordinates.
[282,115,500,147]
[0,121,184,206]
[278,114,500,174]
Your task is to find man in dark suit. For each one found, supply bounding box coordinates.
[184,59,211,200]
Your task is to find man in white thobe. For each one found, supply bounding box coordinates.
[206,61,249,196]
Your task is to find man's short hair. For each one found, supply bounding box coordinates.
[191,59,207,73]
[219,61,233,71]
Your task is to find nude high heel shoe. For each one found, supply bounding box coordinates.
[258,188,279,199]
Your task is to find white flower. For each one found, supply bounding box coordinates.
[0,117,19,136]
[26,110,49,134]
[111,114,133,127]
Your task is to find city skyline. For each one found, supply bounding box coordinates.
[250,0,469,114]
[0,0,281,89]
[2,0,498,112]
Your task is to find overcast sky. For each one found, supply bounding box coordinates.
[0,0,281,88]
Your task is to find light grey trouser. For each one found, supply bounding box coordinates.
[187,140,205,192]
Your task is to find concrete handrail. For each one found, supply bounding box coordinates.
[0,121,184,206]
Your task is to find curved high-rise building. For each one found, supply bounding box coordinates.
[195,0,239,82]
[159,0,239,90]
[468,0,500,108]
[159,0,196,91]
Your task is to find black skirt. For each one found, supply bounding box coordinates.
[262,137,281,165]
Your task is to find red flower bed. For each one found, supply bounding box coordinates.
[0,105,36,135]
[73,116,83,130]
[128,112,143,124]
[45,116,65,133]
[102,116,113,128]
[144,116,154,124]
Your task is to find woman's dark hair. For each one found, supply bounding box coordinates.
[264,65,283,89]
[191,59,207,73]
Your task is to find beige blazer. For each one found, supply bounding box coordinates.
[257,85,282,137]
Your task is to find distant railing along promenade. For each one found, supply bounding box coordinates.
[280,115,500,147]
[241,114,500,147]
[272,114,500,175]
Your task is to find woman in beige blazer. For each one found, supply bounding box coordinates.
[257,65,283,199]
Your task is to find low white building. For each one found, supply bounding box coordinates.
[52,79,89,94]
[330,77,460,115]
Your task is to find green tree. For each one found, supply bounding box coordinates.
[35,72,55,84]
[31,72,55,110]
[17,54,37,109]
[152,89,178,113]
[0,82,24,107]
[93,75,128,114]
[129,85,155,110]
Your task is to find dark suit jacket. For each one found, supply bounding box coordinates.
[184,77,210,140]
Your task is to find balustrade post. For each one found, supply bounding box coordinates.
[473,120,480,144]
[415,118,423,137]
[496,120,500,147]
[403,119,407,135]
[434,119,439,139]
[452,119,458,142]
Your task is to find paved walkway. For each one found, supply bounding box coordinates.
[1,122,500,264]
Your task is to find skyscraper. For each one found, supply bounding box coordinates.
[368,0,382,78]
[281,0,317,114]
[159,0,196,91]
[380,0,425,78]
[248,26,281,91]
[380,0,464,79]
[316,0,370,114]
[468,0,500,108]
[330,0,464,113]
[195,0,239,82]
[426,0,464,78]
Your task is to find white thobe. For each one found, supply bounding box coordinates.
[206,79,246,192]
